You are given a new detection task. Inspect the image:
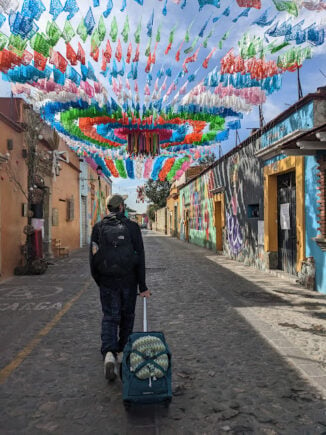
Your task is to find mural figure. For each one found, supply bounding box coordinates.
[227,212,243,255]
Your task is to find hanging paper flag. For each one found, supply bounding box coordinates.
[145,53,152,73]
[185,22,193,43]
[145,38,152,56]
[103,39,112,63]
[215,129,229,141]
[126,42,132,63]
[218,31,229,49]
[182,47,200,72]
[213,6,230,21]
[133,44,140,62]
[227,120,241,129]
[152,42,158,64]
[134,20,141,44]
[62,20,75,42]
[93,0,100,6]
[165,27,176,55]
[198,16,211,38]
[202,47,217,68]
[50,0,64,20]
[134,80,139,92]
[156,24,161,43]
[67,65,81,85]
[66,43,77,65]
[121,0,127,12]
[0,14,5,28]
[115,39,122,62]
[233,8,251,23]
[198,0,220,11]
[181,0,187,7]
[236,0,261,8]
[166,68,172,77]
[162,0,168,16]
[63,0,79,20]
[175,41,184,62]
[34,50,47,71]
[134,0,144,5]
[22,0,46,21]
[147,9,154,37]
[121,16,130,43]
[184,36,199,54]
[115,159,127,178]
[85,7,96,35]
[253,9,276,26]
[110,17,118,42]
[307,27,325,46]
[77,42,86,64]
[272,0,298,16]
[77,18,88,42]
[98,16,106,41]
[30,33,51,57]
[203,28,214,48]
[91,44,99,62]
[46,21,61,47]
[103,0,113,18]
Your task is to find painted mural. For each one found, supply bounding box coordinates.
[179,169,216,249]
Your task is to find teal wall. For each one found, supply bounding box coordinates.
[261,101,314,148]
[305,156,326,293]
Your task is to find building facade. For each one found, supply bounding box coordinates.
[178,88,326,293]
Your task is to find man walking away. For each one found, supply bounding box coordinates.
[90,194,150,381]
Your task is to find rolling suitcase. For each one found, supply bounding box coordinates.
[122,298,172,408]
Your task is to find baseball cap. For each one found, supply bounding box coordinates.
[106,194,128,209]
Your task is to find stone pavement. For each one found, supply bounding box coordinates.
[1,230,326,434]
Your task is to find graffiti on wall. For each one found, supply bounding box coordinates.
[227,155,244,255]
[179,169,216,248]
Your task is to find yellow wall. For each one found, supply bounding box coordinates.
[264,156,305,272]
[51,139,81,255]
[0,120,27,279]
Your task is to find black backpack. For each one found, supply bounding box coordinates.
[94,217,137,278]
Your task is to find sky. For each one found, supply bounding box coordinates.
[0,0,325,213]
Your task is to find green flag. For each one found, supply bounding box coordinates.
[62,20,75,43]
[184,36,198,54]
[156,24,161,42]
[185,21,193,43]
[98,15,106,42]
[121,15,130,43]
[272,0,298,16]
[8,34,27,55]
[77,18,88,43]
[134,19,141,44]
[0,33,8,50]
[145,37,152,57]
[110,17,118,42]
[46,21,61,47]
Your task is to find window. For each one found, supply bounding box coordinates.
[66,196,75,221]
[247,204,260,219]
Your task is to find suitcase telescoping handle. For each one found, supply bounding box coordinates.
[143,297,148,332]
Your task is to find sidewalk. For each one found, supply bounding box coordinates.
[206,254,326,396]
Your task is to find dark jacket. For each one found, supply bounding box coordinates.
[90,212,148,292]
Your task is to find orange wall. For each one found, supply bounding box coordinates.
[51,139,81,255]
[0,120,27,279]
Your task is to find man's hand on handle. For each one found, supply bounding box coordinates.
[140,290,151,298]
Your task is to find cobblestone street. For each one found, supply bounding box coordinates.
[1,230,326,434]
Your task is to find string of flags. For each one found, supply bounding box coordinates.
[0,0,323,180]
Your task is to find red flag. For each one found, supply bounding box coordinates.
[132,44,140,62]
[165,42,172,55]
[77,42,85,65]
[115,39,122,62]
[66,43,77,65]
[34,51,47,71]
[103,40,112,63]
[202,47,217,69]
[126,42,132,64]
[175,41,184,62]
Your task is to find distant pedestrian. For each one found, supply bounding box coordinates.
[90,194,150,381]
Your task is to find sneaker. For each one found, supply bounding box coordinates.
[104,352,117,381]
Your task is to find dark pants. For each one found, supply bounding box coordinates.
[99,283,137,357]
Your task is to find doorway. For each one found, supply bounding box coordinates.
[215,200,223,251]
[81,196,88,246]
[277,171,297,274]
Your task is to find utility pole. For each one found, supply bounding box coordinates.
[297,68,303,100]
[258,104,265,128]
